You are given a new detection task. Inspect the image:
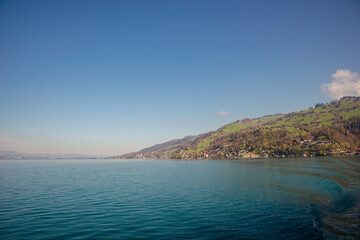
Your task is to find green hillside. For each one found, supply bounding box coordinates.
[114,97,360,159]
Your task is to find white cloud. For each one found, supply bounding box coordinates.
[217,111,230,116]
[321,69,360,99]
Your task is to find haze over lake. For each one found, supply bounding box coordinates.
[1,157,359,239]
[1,1,360,239]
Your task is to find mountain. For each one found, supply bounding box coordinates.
[0,151,108,159]
[113,96,360,159]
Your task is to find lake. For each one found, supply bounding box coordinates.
[0,157,359,239]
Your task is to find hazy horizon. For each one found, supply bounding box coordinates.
[1,0,360,155]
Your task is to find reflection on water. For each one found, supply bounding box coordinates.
[0,157,359,239]
[232,157,360,239]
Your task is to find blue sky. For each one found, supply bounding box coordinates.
[0,0,359,155]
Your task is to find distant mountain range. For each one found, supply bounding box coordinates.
[0,151,108,159]
[113,96,360,159]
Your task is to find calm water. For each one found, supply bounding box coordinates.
[0,157,359,239]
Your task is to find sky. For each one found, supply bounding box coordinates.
[0,0,359,155]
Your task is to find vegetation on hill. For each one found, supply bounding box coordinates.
[115,97,360,159]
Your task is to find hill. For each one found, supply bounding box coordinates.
[113,96,360,159]
[0,151,108,159]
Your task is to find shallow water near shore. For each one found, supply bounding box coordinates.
[0,157,359,239]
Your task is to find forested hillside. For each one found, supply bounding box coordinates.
[114,97,360,159]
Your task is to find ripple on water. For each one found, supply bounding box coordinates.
[0,157,359,239]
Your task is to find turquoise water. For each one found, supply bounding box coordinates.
[0,157,359,239]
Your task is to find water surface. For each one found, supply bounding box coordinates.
[0,157,359,239]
